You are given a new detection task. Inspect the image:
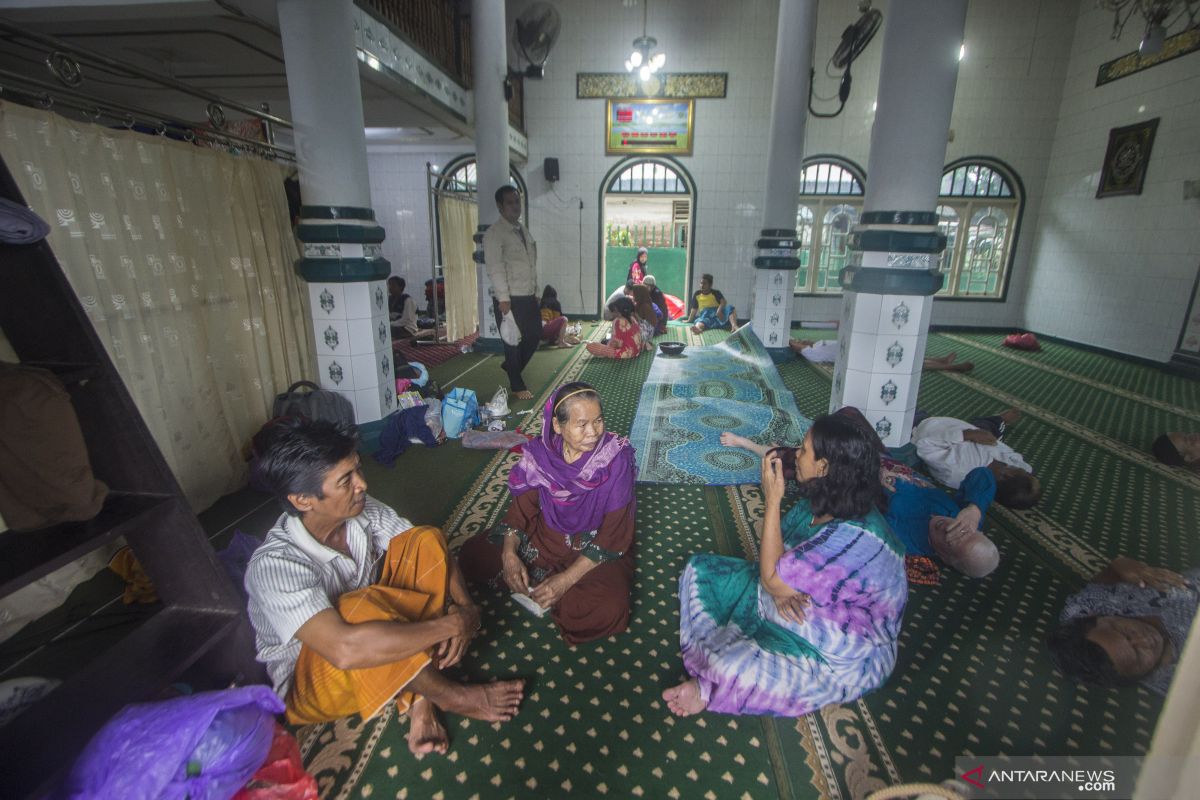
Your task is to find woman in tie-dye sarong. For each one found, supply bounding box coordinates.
[664,414,907,717]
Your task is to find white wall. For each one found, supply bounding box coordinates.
[796,0,1077,328]
[1019,4,1200,362]
[367,149,464,291]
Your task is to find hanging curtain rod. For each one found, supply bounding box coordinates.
[0,68,295,162]
[0,18,292,129]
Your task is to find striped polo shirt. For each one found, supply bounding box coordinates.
[245,496,413,695]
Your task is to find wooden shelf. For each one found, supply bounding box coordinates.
[0,492,173,597]
[0,606,243,797]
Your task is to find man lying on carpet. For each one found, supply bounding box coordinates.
[1047,557,1198,694]
[789,338,975,373]
[459,382,637,643]
[245,419,524,756]
[1151,432,1200,469]
[911,409,1042,510]
[721,406,1001,579]
[664,414,907,717]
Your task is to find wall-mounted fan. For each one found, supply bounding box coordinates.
[809,1,883,118]
[512,2,561,79]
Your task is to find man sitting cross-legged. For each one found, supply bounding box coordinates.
[245,418,524,756]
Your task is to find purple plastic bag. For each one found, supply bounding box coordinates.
[63,685,284,800]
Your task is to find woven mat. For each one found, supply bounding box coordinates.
[629,326,809,485]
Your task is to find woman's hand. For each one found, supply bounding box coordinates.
[501,548,530,595]
[1109,556,1187,591]
[530,572,573,610]
[761,453,786,507]
[772,590,811,624]
[945,504,983,539]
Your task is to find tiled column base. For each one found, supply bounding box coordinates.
[749,228,800,349]
[829,292,932,448]
[750,269,794,349]
[475,224,502,351]
[307,280,396,423]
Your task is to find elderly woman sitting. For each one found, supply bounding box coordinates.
[458,382,637,643]
[664,414,907,717]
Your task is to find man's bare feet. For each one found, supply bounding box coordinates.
[662,679,706,716]
[999,408,1022,426]
[689,325,702,335]
[437,679,525,722]
[406,697,449,758]
[789,339,815,353]
[513,390,533,401]
[944,361,974,373]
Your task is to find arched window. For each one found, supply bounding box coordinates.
[936,159,1022,298]
[436,156,525,201]
[607,161,689,194]
[795,157,865,294]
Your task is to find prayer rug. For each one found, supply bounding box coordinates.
[629,326,810,485]
[392,331,479,369]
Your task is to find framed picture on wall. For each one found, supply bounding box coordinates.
[606,98,694,156]
[1096,118,1159,198]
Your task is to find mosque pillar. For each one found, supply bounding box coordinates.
[750,0,818,351]
[828,0,967,447]
[278,0,395,423]
[471,0,512,349]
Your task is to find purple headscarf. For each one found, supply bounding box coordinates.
[508,385,636,534]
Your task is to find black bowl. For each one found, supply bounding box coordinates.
[659,342,686,356]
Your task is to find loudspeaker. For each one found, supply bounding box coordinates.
[544,157,560,182]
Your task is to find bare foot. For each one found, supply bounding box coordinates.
[662,679,706,717]
[944,351,958,364]
[513,390,533,401]
[789,339,814,353]
[437,679,525,722]
[690,325,703,335]
[720,431,751,449]
[999,408,1022,426]
[406,697,449,758]
[945,361,974,373]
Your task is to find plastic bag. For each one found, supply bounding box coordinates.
[232,723,318,800]
[63,685,284,800]
[1002,332,1040,351]
[500,311,520,346]
[441,387,480,439]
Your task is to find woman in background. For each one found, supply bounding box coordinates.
[586,297,644,359]
[539,285,579,347]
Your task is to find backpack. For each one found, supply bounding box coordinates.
[272,381,356,427]
[441,387,480,439]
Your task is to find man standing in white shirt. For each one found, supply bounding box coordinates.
[483,185,540,400]
[245,418,524,756]
[912,408,1042,509]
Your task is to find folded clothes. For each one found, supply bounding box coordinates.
[0,198,51,244]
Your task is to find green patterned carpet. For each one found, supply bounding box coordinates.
[297,326,1197,799]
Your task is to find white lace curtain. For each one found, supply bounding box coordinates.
[437,194,479,342]
[0,100,315,511]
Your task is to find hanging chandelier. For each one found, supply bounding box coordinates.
[624,0,666,81]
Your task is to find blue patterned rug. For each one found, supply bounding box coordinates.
[629,326,811,484]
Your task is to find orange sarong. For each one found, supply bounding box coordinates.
[286,525,449,725]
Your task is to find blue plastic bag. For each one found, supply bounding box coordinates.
[441,387,480,439]
[63,685,284,800]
